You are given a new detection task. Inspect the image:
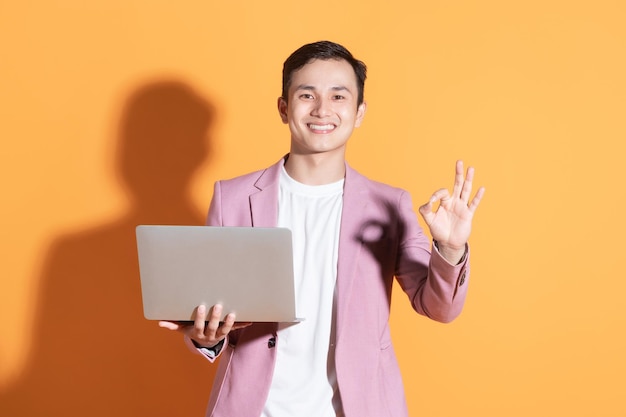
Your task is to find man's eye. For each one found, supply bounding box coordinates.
[300,94,314,99]
[332,95,345,100]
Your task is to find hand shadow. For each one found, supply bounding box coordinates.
[0,80,218,416]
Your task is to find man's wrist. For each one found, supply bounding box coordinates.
[434,240,467,265]
[191,338,223,350]
[191,338,225,359]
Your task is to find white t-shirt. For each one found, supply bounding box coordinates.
[261,166,344,417]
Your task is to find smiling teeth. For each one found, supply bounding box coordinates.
[309,124,334,131]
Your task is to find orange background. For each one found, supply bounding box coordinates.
[1,1,625,416]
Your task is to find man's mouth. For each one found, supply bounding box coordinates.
[308,123,336,132]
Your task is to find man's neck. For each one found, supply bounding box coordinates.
[284,152,346,185]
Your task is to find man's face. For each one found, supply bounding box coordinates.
[278,58,366,158]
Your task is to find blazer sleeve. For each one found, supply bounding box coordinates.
[394,190,470,323]
[206,181,223,226]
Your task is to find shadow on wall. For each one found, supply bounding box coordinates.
[0,80,218,416]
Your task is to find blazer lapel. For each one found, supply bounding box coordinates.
[249,158,284,227]
[335,164,369,342]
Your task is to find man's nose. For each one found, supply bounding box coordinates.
[311,98,332,117]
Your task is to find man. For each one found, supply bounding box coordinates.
[160,40,485,417]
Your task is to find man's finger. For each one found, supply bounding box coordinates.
[451,160,465,198]
[203,304,222,337]
[158,321,180,331]
[216,313,236,339]
[468,186,486,212]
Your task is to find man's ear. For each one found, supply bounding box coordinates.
[277,97,288,124]
[354,101,367,127]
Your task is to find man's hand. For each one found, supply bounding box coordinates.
[159,304,252,348]
[419,160,485,264]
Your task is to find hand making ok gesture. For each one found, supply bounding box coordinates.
[418,160,485,264]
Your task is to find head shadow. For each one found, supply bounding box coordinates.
[0,80,218,416]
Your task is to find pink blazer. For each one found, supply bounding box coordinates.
[196,157,470,417]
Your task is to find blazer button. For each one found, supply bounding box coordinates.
[268,337,276,348]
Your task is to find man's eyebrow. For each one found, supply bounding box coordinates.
[331,86,351,93]
[293,84,352,93]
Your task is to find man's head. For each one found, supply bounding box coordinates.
[281,41,367,106]
[277,43,367,162]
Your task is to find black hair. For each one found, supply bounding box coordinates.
[281,40,367,106]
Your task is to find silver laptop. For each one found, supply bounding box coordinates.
[136,225,301,322]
